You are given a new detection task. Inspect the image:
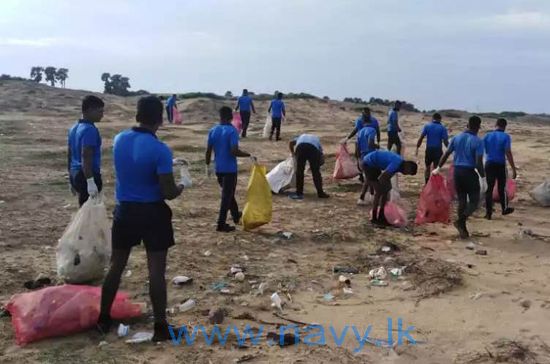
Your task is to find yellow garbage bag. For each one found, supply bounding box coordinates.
[242,164,272,231]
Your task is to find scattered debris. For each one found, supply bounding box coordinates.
[204,250,212,257]
[408,257,463,299]
[208,307,225,324]
[117,324,130,337]
[23,275,52,290]
[343,287,353,295]
[455,338,542,364]
[125,270,132,278]
[369,267,387,280]
[333,266,359,274]
[125,332,153,344]
[172,276,193,286]
[267,332,299,347]
[271,293,283,312]
[338,275,351,287]
[211,281,228,291]
[390,267,405,278]
[98,340,108,347]
[466,242,476,250]
[476,249,488,256]
[370,279,388,287]
[258,282,268,295]
[521,300,532,310]
[323,293,335,302]
[278,231,294,240]
[178,299,196,313]
[235,272,245,281]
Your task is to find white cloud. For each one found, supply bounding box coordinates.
[476,11,550,30]
[0,37,62,47]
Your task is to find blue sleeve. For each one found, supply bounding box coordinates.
[207,130,214,147]
[81,128,99,147]
[505,135,511,150]
[354,119,361,133]
[448,137,455,153]
[157,143,173,175]
[476,139,484,157]
[421,125,427,137]
[230,129,239,148]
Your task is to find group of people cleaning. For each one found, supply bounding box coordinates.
[66,91,517,341]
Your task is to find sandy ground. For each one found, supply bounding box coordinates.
[1,80,550,363]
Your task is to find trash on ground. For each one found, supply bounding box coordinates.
[323,293,335,302]
[178,299,196,313]
[466,242,476,250]
[204,250,212,257]
[278,231,293,240]
[333,266,359,274]
[476,249,488,256]
[520,300,531,310]
[370,279,388,287]
[267,332,299,347]
[125,270,132,278]
[23,276,52,290]
[271,292,283,311]
[125,332,153,344]
[230,265,245,275]
[258,282,267,295]
[234,272,245,281]
[117,324,130,337]
[369,267,387,280]
[338,275,351,287]
[211,281,228,291]
[390,267,405,278]
[343,287,353,295]
[172,276,193,286]
[208,307,225,324]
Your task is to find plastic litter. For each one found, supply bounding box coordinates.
[333,144,359,180]
[125,332,153,344]
[117,324,130,337]
[476,249,488,256]
[370,279,388,287]
[262,114,272,139]
[530,179,550,207]
[234,272,245,281]
[266,157,296,194]
[271,293,283,311]
[178,299,196,313]
[389,268,405,277]
[172,276,193,286]
[279,231,293,240]
[204,250,212,257]
[415,174,452,224]
[343,287,353,295]
[333,266,359,274]
[258,283,268,295]
[369,267,387,280]
[208,307,225,324]
[323,293,335,302]
[466,242,476,250]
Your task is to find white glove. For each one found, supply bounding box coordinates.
[431,167,441,176]
[86,177,99,198]
[173,158,187,167]
[179,165,192,188]
[480,177,488,194]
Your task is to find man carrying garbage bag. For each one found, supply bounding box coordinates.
[206,106,254,232]
[98,96,191,342]
[415,112,449,184]
[483,118,517,220]
[234,89,256,138]
[362,150,417,227]
[433,115,485,239]
[268,92,286,141]
[68,95,104,206]
[288,134,330,200]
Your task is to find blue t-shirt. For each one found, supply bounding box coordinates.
[207,123,239,173]
[363,150,403,174]
[354,116,379,135]
[448,131,483,169]
[484,130,511,165]
[295,134,322,152]
[113,128,173,203]
[166,96,176,108]
[357,126,377,157]
[387,109,399,132]
[421,121,449,149]
[237,95,253,112]
[68,120,102,173]
[270,99,285,118]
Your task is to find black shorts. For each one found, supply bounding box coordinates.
[112,202,175,252]
[388,131,400,144]
[425,147,443,166]
[365,165,382,182]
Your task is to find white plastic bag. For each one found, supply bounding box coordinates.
[262,114,272,139]
[390,175,401,202]
[530,179,550,207]
[266,157,295,194]
[56,197,111,283]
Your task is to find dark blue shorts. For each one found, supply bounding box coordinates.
[112,202,174,252]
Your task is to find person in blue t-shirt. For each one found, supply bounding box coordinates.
[206,106,254,232]
[483,118,517,219]
[344,107,381,182]
[387,101,402,154]
[268,92,286,141]
[234,89,256,138]
[416,113,449,184]
[288,134,329,200]
[98,96,188,343]
[165,94,177,123]
[362,150,417,227]
[67,95,104,206]
[434,116,485,239]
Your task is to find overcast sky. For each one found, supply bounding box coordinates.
[1,0,549,113]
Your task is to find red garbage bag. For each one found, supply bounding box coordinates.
[232,112,242,133]
[6,285,142,346]
[415,174,452,224]
[446,164,456,200]
[333,144,359,180]
[384,201,408,227]
[173,106,182,125]
[493,179,517,202]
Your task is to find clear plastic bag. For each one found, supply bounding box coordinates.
[56,197,111,284]
[262,114,272,139]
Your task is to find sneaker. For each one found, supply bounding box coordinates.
[217,224,236,233]
[502,207,515,216]
[318,192,330,199]
[454,220,469,239]
[232,212,242,224]
[96,314,113,336]
[152,322,172,342]
[289,193,304,200]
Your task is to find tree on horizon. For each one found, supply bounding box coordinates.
[44,67,57,86]
[55,68,69,88]
[30,67,44,83]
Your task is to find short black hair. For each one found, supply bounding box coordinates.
[136,96,163,125]
[433,113,442,121]
[496,118,507,128]
[219,106,233,121]
[243,89,248,94]
[82,95,104,113]
[172,94,177,97]
[363,107,371,113]
[402,161,418,175]
[468,115,482,131]
[277,92,283,99]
